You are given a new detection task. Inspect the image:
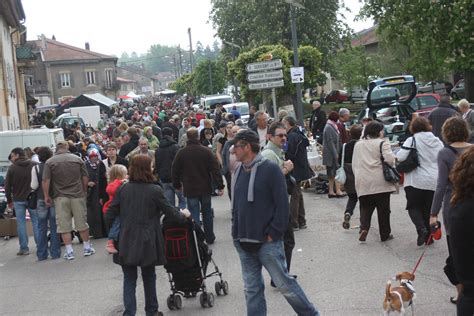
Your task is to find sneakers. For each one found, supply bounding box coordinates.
[64,251,75,260]
[342,213,351,230]
[292,225,300,231]
[16,249,30,256]
[359,230,368,242]
[299,223,307,230]
[84,247,96,257]
[106,240,118,254]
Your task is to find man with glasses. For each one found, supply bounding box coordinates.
[231,129,319,316]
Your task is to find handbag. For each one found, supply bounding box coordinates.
[380,141,401,184]
[396,136,419,173]
[335,143,347,184]
[285,174,296,195]
[27,165,40,209]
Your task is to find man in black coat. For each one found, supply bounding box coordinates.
[155,127,185,208]
[309,100,327,144]
[172,128,224,244]
[118,127,139,158]
[428,95,459,140]
[283,116,314,230]
[161,116,180,142]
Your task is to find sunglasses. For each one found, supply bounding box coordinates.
[274,133,287,138]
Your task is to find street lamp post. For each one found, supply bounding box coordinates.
[287,0,305,126]
[223,40,241,101]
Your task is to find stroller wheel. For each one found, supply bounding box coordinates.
[207,293,214,307]
[199,293,207,308]
[222,281,229,295]
[215,281,222,296]
[173,294,182,310]
[167,295,176,310]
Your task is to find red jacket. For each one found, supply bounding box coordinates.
[102,179,125,214]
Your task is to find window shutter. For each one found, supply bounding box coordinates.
[70,74,74,88]
[57,74,62,89]
[84,72,88,85]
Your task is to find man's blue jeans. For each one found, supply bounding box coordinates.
[36,200,61,260]
[161,182,186,209]
[187,195,214,243]
[13,201,39,252]
[234,240,319,316]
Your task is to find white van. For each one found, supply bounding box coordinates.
[201,95,233,110]
[223,102,250,124]
[0,128,64,181]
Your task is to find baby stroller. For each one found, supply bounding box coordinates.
[162,216,229,310]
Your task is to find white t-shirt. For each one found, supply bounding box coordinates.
[257,128,267,148]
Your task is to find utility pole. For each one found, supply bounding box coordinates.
[172,55,178,79]
[177,45,183,77]
[287,0,305,126]
[188,27,194,72]
[208,60,214,94]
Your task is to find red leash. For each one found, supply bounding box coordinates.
[411,234,434,275]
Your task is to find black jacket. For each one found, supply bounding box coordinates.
[161,121,180,142]
[427,102,458,139]
[118,135,139,158]
[172,139,224,197]
[309,108,327,135]
[155,136,179,183]
[285,127,314,182]
[106,182,185,267]
[5,158,37,203]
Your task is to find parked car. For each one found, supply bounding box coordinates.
[54,114,86,131]
[418,81,453,95]
[357,75,417,142]
[409,93,441,117]
[201,94,233,110]
[349,87,368,103]
[325,90,349,104]
[223,102,250,124]
[451,79,465,99]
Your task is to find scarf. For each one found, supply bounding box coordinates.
[327,120,340,134]
[231,153,265,207]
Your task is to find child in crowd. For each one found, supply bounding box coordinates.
[103,164,128,254]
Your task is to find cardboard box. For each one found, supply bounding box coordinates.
[0,218,18,237]
[0,218,33,237]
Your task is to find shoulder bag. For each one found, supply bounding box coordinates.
[335,143,347,184]
[27,165,40,209]
[380,141,401,184]
[396,136,419,173]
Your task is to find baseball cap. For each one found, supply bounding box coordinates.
[233,129,259,144]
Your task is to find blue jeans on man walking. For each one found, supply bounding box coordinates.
[13,201,39,252]
[234,240,319,316]
[36,200,61,260]
[187,195,215,243]
[161,182,186,209]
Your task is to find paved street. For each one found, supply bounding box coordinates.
[0,189,457,316]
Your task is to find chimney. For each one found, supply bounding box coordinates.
[85,42,90,50]
[52,34,56,41]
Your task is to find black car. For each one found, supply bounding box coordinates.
[357,75,417,142]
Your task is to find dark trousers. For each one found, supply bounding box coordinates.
[404,186,433,236]
[359,192,392,241]
[458,291,474,316]
[345,193,358,216]
[122,265,158,316]
[283,222,295,272]
[225,172,232,200]
[290,182,306,227]
[445,235,459,286]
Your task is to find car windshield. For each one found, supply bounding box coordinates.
[369,82,416,107]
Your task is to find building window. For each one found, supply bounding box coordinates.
[86,71,96,85]
[24,75,34,86]
[60,73,71,88]
[105,69,113,89]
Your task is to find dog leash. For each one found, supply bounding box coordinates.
[411,234,434,275]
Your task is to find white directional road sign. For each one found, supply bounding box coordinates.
[290,67,304,83]
[246,59,283,73]
[247,70,283,82]
[248,79,285,90]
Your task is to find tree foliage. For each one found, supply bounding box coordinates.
[360,0,474,100]
[331,46,380,89]
[210,0,350,72]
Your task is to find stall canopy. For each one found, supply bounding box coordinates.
[61,93,117,113]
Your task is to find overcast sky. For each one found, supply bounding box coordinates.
[22,0,373,57]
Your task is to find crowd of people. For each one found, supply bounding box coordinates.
[3,93,474,315]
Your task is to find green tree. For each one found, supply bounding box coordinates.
[193,59,226,95]
[210,0,350,72]
[361,0,474,101]
[331,46,380,90]
[170,73,195,95]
